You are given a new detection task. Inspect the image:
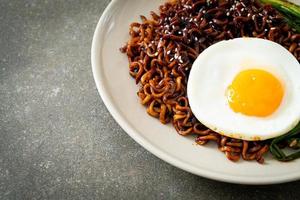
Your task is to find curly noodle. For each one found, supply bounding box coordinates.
[120,0,300,163]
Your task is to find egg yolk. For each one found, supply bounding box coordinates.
[227,69,284,117]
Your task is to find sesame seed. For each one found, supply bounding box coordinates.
[178,56,183,63]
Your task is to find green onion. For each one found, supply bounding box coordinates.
[270,123,300,161]
[260,0,300,32]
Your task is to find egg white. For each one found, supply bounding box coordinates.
[187,38,300,141]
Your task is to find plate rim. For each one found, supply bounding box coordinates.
[91,0,300,185]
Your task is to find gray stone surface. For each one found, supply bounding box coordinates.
[1,0,300,199]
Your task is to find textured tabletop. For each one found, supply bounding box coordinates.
[1,0,300,199]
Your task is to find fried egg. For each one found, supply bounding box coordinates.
[187,38,300,141]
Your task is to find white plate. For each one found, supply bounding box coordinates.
[91,0,300,184]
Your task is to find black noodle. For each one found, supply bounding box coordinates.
[120,0,300,163]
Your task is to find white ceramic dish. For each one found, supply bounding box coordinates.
[91,0,300,184]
